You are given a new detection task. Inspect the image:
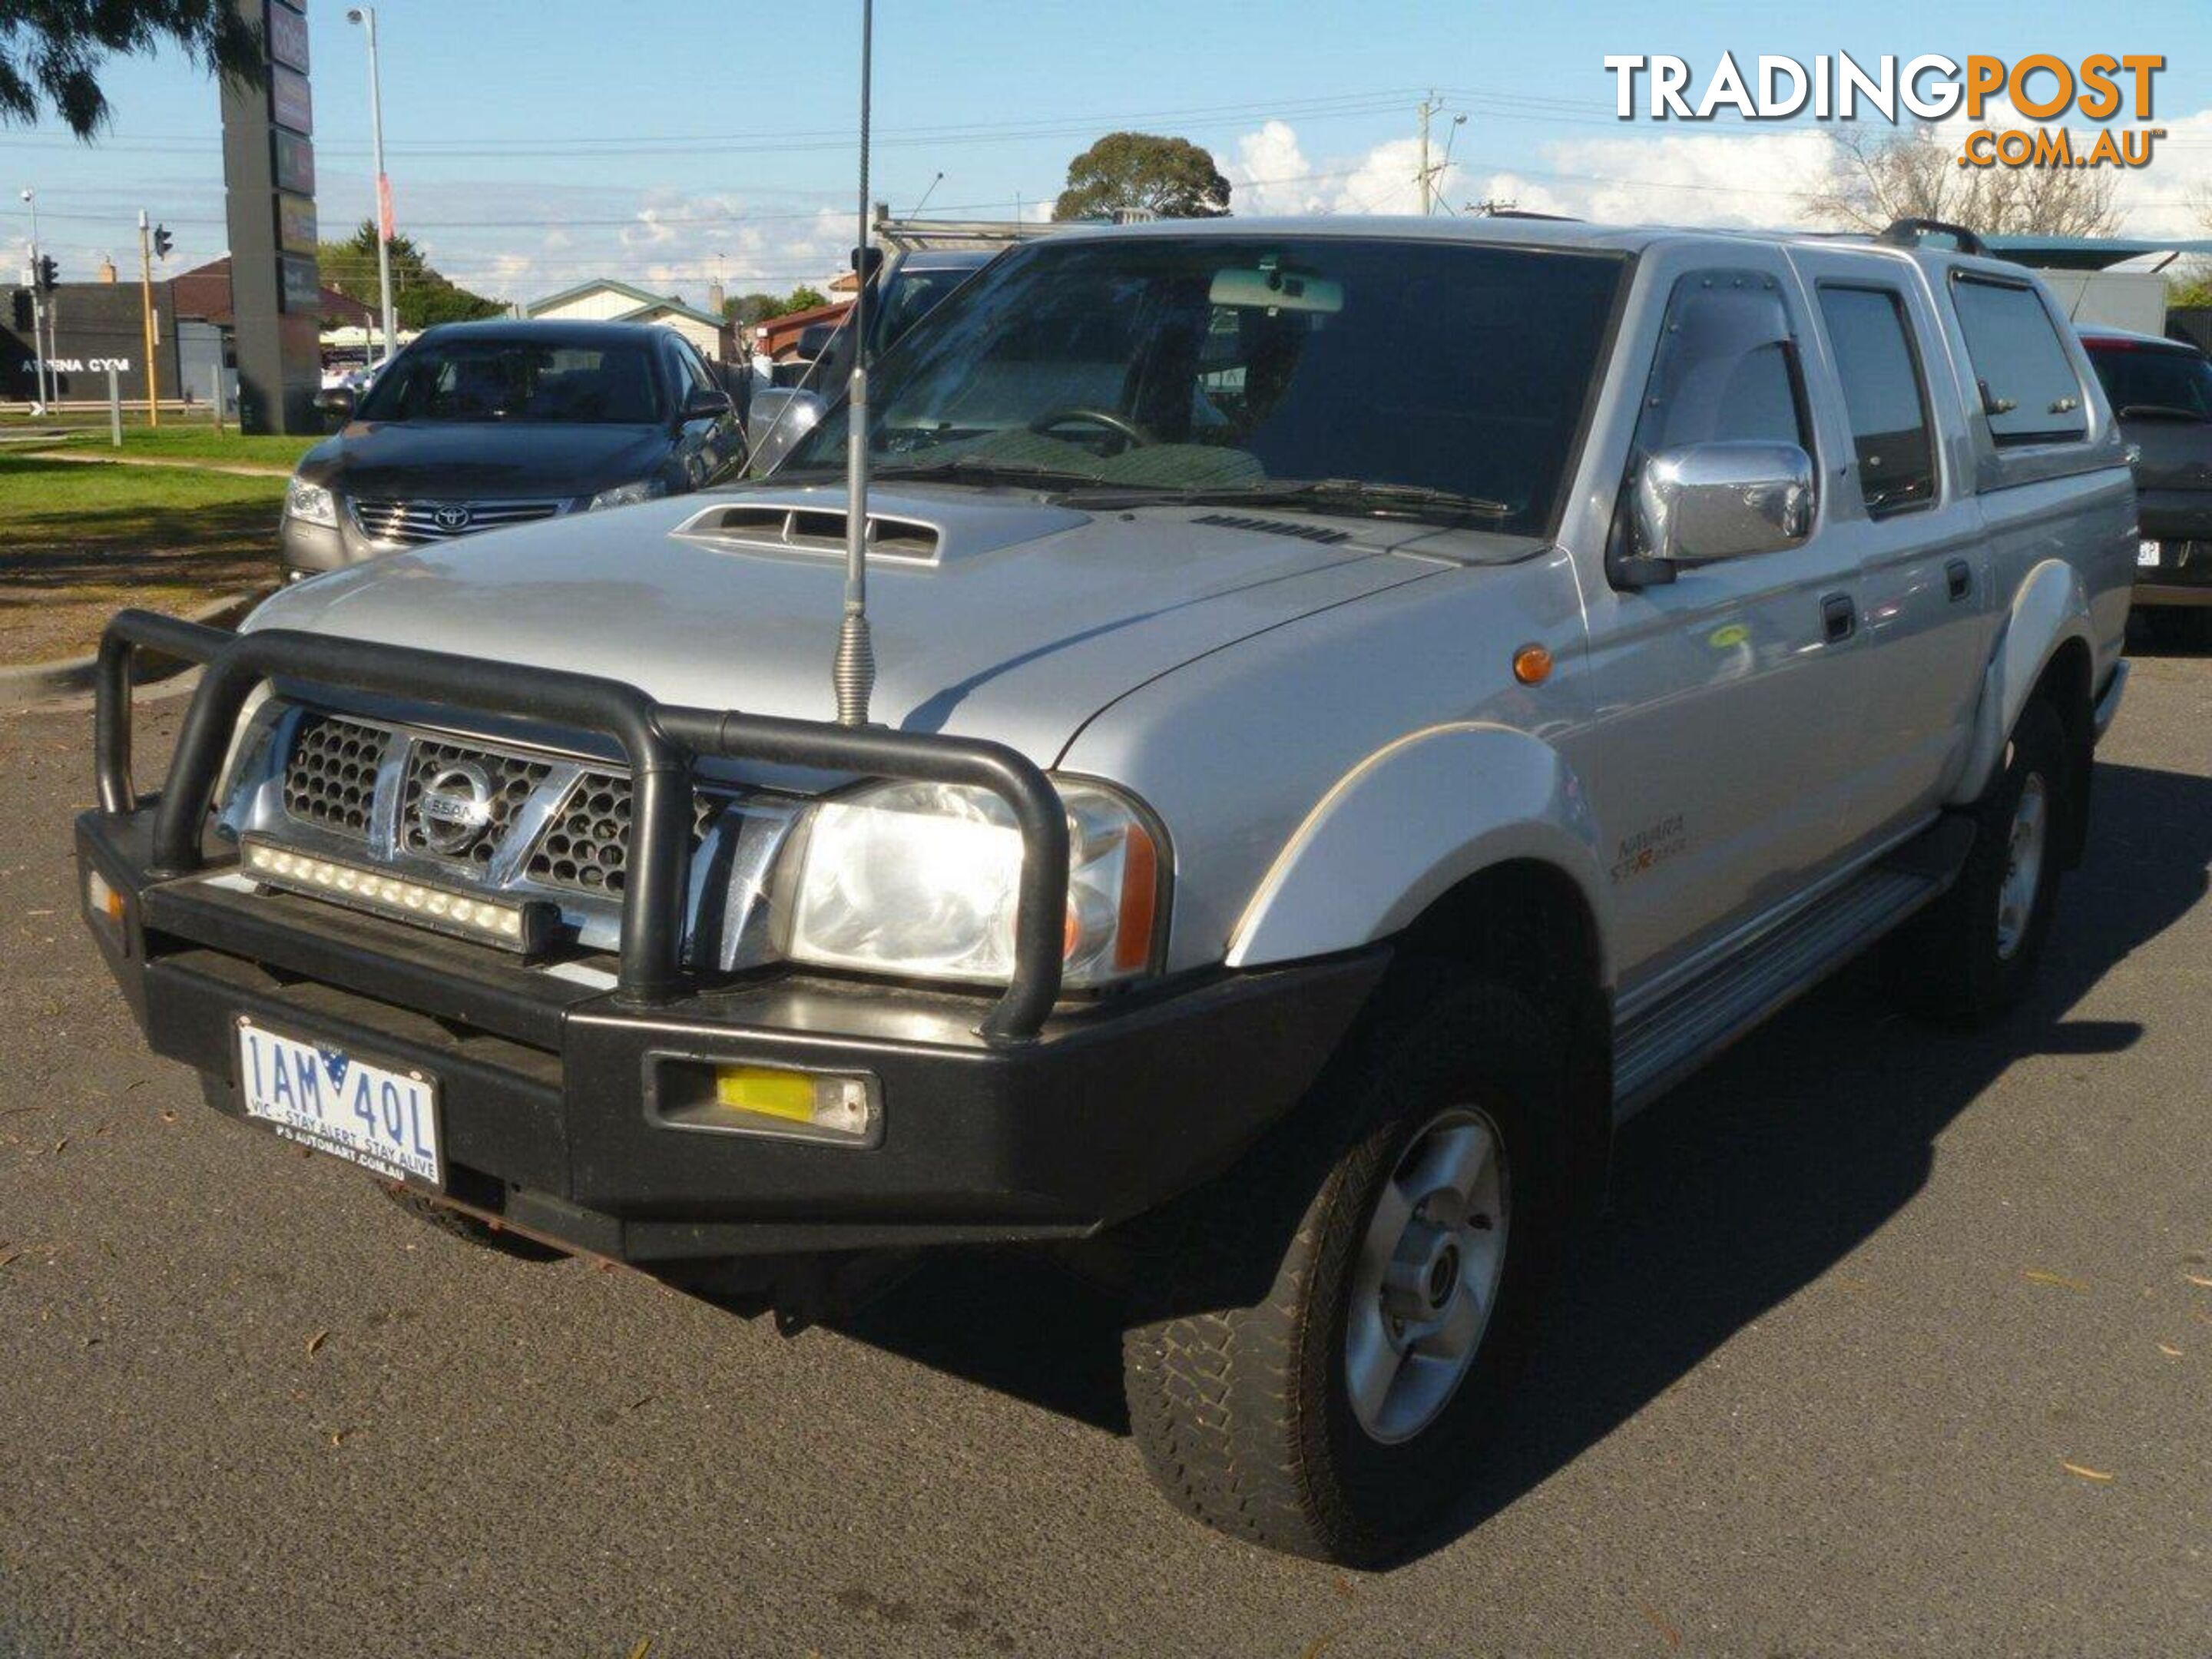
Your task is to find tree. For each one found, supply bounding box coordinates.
[1053,132,1230,222]
[314,221,505,330]
[723,285,830,326]
[1810,124,2121,238]
[1,0,261,137]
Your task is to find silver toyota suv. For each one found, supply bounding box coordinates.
[79,215,2133,1565]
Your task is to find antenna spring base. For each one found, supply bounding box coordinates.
[833,611,877,727]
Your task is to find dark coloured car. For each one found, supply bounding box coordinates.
[745,246,1002,474]
[2081,326,2212,646]
[280,320,742,580]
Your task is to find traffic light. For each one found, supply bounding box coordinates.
[152,224,173,260]
[34,255,57,293]
[10,290,28,332]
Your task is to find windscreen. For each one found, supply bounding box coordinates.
[2087,343,2212,420]
[783,236,1624,535]
[356,338,664,424]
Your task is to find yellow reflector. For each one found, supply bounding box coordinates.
[713,1065,819,1125]
[87,868,125,923]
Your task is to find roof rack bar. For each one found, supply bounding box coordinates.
[1876,217,1989,257]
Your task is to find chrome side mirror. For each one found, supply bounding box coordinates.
[744,388,827,476]
[1634,441,1814,565]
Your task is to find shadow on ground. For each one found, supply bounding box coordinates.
[813,757,2212,1554]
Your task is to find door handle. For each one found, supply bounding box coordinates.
[1821,592,1856,643]
[1945,558,1973,602]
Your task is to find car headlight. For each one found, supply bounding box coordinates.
[773,778,1164,989]
[586,478,671,511]
[285,476,337,527]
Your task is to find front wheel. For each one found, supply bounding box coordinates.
[1121,972,1569,1564]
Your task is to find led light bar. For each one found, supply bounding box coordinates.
[239,835,549,952]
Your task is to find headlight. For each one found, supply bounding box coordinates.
[586,478,671,511]
[285,476,337,526]
[774,778,1164,989]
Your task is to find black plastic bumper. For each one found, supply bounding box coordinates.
[79,806,1386,1262]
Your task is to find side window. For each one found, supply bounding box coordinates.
[1615,270,1812,565]
[1816,286,1937,515]
[671,339,710,394]
[1949,276,2087,446]
[1632,270,1810,457]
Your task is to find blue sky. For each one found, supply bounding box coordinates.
[5,0,2207,307]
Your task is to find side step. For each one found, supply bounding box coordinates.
[1611,817,1974,1118]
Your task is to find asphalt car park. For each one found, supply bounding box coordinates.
[0,639,2206,1657]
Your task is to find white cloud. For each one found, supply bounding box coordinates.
[1223,121,1469,217]
[1222,111,2212,240]
[1528,127,1836,227]
[1226,121,1326,216]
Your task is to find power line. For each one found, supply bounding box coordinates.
[0,88,1429,158]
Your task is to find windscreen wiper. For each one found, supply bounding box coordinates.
[871,457,1110,488]
[1058,477,1517,525]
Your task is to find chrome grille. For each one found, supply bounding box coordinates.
[525,768,721,896]
[245,707,783,969]
[280,714,385,838]
[398,739,554,869]
[349,497,565,547]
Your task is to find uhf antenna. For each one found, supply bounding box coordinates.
[833,0,877,727]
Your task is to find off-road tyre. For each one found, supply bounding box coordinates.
[1883,695,2071,1025]
[1120,969,1571,1565]
[381,1184,567,1263]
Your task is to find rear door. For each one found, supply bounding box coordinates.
[1792,250,1992,851]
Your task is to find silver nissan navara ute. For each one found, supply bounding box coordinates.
[79,214,2133,1565]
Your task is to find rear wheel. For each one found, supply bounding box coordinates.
[1121,972,1570,1564]
[1884,696,2071,1025]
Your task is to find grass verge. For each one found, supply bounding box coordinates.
[0,419,318,471]
[0,454,280,664]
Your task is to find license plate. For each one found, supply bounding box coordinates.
[2139,539,2163,568]
[236,1018,442,1187]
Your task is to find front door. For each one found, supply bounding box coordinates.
[1581,257,1870,998]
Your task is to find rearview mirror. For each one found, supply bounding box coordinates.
[1634,441,1813,565]
[682,386,733,421]
[1208,265,1343,315]
[313,386,356,421]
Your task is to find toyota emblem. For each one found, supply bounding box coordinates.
[416,763,495,854]
[432,504,473,531]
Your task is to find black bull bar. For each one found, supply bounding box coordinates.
[94,608,1072,1044]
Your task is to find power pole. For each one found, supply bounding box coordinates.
[349,8,400,364]
[137,210,160,427]
[1414,94,1462,216]
[1416,92,1438,216]
[21,187,51,411]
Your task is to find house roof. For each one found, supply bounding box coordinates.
[170,256,375,328]
[525,276,724,328]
